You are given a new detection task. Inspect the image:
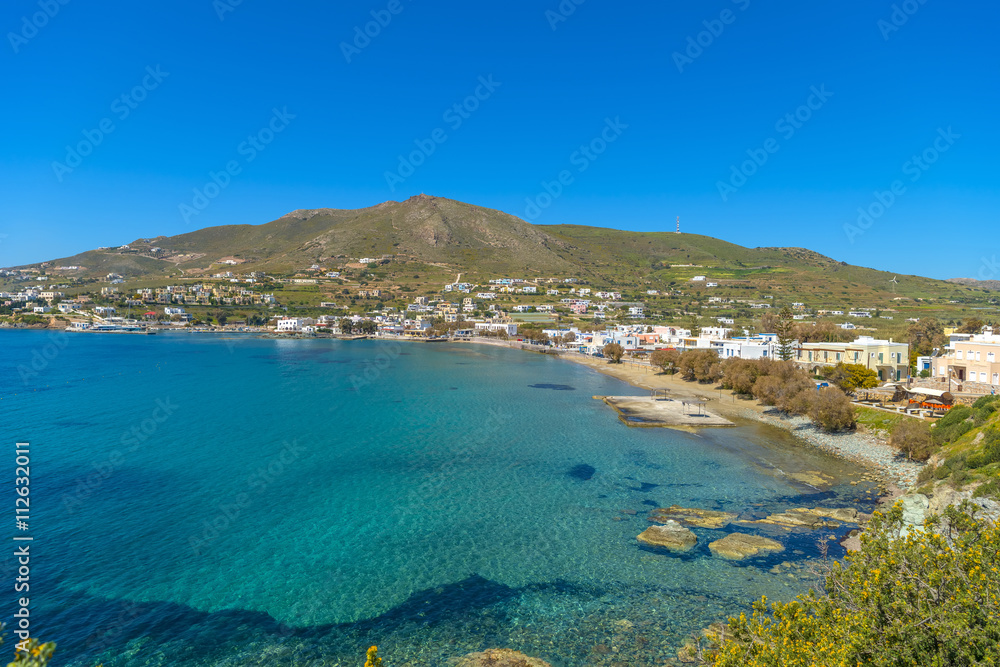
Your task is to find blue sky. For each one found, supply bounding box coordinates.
[1,0,996,279]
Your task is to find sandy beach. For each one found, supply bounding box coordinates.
[448,338,922,490]
[555,349,923,489]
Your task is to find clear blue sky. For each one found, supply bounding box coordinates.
[1,0,996,279]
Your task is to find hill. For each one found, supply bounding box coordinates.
[10,194,998,311]
[920,395,1000,501]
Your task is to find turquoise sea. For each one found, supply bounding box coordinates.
[0,331,880,666]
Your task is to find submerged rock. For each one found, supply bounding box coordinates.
[786,470,834,487]
[812,506,859,522]
[648,505,737,529]
[709,533,784,560]
[637,520,698,553]
[454,648,552,667]
[742,506,859,530]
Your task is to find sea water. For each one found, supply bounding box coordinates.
[0,332,880,666]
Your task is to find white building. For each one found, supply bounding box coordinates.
[276,317,315,332]
[474,321,519,336]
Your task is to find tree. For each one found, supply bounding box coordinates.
[689,315,702,337]
[834,363,880,392]
[677,349,722,382]
[650,349,680,374]
[775,306,795,361]
[957,318,985,334]
[602,342,624,363]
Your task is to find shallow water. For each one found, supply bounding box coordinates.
[0,332,878,666]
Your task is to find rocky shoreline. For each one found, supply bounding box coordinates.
[733,407,923,489]
[550,349,921,491]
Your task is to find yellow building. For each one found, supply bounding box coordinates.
[795,336,909,382]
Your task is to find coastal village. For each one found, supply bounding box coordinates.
[3,259,997,400]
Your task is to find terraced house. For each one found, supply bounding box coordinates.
[795,336,909,382]
[933,329,1000,387]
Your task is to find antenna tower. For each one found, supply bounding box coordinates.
[676,216,680,234]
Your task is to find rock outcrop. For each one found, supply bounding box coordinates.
[648,505,737,529]
[746,507,858,530]
[637,520,698,553]
[453,649,552,667]
[708,533,784,560]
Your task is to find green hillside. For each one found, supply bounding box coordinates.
[919,396,1000,500]
[11,194,998,316]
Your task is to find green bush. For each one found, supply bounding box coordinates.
[972,477,1000,499]
[703,503,1000,667]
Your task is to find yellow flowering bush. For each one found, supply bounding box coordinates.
[364,645,383,667]
[704,502,1000,666]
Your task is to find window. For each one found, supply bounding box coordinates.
[989,352,996,362]
[976,351,982,361]
[957,351,964,360]
[878,353,883,363]
[836,352,841,361]
[981,372,989,383]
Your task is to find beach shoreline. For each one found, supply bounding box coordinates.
[442,336,921,490]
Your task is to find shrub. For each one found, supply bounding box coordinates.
[916,464,937,484]
[889,418,936,461]
[972,477,1000,499]
[720,358,763,394]
[751,375,784,406]
[782,387,816,416]
[809,388,856,432]
[704,503,1000,667]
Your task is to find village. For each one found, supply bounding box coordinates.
[4,261,999,413]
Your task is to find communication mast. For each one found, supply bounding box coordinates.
[676,216,680,234]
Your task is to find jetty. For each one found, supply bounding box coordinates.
[596,394,733,428]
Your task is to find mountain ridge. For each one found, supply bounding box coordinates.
[8,195,995,304]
